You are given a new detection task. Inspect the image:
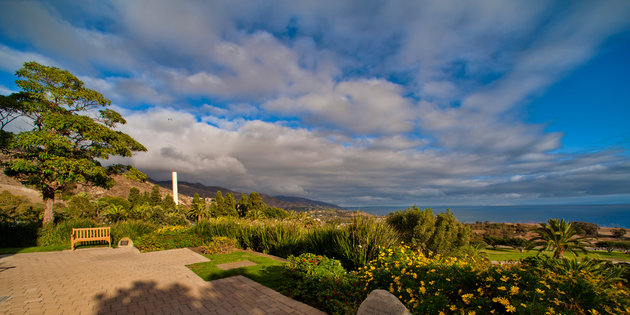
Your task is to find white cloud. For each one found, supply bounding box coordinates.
[265,79,415,134]
[0,45,57,72]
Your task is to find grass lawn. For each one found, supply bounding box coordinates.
[482,247,630,262]
[0,245,67,254]
[481,248,543,261]
[187,251,286,290]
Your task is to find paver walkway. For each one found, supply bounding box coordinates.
[0,247,325,314]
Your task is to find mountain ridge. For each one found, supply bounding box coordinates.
[150,179,342,211]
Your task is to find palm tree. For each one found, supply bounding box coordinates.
[528,218,588,259]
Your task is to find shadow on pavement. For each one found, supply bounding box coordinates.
[93,276,323,315]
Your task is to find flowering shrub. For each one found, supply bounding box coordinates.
[359,246,630,314]
[279,253,364,314]
[135,225,204,252]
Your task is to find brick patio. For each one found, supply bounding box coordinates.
[0,247,325,314]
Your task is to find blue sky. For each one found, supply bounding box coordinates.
[0,0,629,207]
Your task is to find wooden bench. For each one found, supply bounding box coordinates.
[71,227,111,250]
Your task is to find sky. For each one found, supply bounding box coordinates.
[0,0,629,207]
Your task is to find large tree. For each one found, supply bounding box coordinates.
[1,62,146,225]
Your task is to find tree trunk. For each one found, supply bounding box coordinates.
[42,187,55,226]
[556,248,564,259]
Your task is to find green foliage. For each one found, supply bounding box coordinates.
[222,192,237,217]
[188,193,206,221]
[247,192,266,219]
[359,246,630,314]
[135,225,202,252]
[595,240,630,252]
[106,164,147,182]
[213,191,224,216]
[386,206,470,257]
[241,221,306,257]
[109,220,155,245]
[280,253,363,315]
[263,206,289,219]
[612,228,627,239]
[0,190,42,223]
[528,218,588,259]
[127,187,144,207]
[100,204,127,223]
[237,192,248,217]
[162,194,176,211]
[332,216,400,270]
[573,221,599,236]
[201,236,238,255]
[64,193,96,219]
[149,185,162,206]
[1,62,146,225]
[37,218,97,247]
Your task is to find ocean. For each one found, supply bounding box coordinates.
[343,204,630,228]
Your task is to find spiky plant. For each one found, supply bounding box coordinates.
[528,218,588,259]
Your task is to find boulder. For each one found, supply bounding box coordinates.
[356,289,411,315]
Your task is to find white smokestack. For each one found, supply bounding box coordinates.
[172,171,178,206]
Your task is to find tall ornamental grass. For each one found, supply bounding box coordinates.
[110,220,156,245]
[37,218,97,247]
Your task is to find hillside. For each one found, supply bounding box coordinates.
[151,180,342,211]
[0,171,191,206]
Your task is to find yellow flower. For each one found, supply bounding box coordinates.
[461,293,474,305]
[498,286,507,291]
[449,305,457,311]
[536,288,545,294]
[500,275,510,282]
[467,311,476,315]
[419,286,426,294]
[439,312,445,315]
[509,286,519,295]
[486,277,494,282]
[520,303,527,308]
[506,305,516,313]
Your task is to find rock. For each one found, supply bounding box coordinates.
[356,289,411,315]
[117,237,133,247]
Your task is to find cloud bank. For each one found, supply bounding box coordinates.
[1,0,629,206]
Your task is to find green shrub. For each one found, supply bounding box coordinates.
[65,193,96,219]
[386,206,470,257]
[263,207,289,219]
[280,253,364,314]
[134,225,202,252]
[201,236,238,255]
[97,196,131,211]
